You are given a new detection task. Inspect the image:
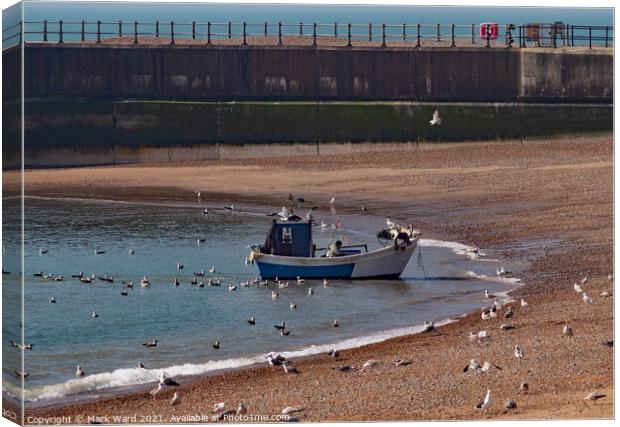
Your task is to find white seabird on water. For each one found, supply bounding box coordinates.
[308,287,314,295]
[484,290,496,299]
[429,109,442,126]
[514,344,524,359]
[171,391,181,405]
[128,249,135,255]
[475,389,492,411]
[272,290,279,300]
[247,317,256,325]
[289,302,297,310]
[76,365,85,377]
[142,339,158,347]
[228,284,237,291]
[91,311,98,318]
[49,297,56,304]
[323,279,330,287]
[332,319,339,328]
[209,266,216,273]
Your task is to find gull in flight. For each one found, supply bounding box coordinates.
[429,110,442,126]
[171,391,181,405]
[514,344,524,359]
[475,389,492,411]
[76,365,85,377]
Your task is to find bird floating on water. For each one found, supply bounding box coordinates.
[209,266,216,273]
[308,287,314,295]
[142,339,158,347]
[49,297,56,304]
[228,284,237,291]
[138,362,145,369]
[76,365,85,377]
[128,249,135,255]
[213,340,220,349]
[290,302,297,310]
[484,290,496,299]
[332,319,339,328]
[39,248,48,254]
[274,321,286,330]
[429,110,442,126]
[323,279,330,287]
[247,317,255,325]
[91,311,98,319]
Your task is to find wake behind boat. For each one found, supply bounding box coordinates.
[249,216,419,280]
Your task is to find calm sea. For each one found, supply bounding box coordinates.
[2,196,519,405]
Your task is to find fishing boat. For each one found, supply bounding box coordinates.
[249,219,419,280]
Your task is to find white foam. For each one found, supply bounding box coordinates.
[465,270,522,285]
[420,239,499,262]
[15,319,454,403]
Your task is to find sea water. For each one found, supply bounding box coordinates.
[2,197,518,405]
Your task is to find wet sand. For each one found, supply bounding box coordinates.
[3,136,613,422]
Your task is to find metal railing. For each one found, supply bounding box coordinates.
[2,20,613,50]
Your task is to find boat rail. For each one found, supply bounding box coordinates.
[314,244,369,253]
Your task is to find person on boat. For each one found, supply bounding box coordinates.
[326,240,343,257]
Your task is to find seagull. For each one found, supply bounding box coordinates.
[607,273,613,281]
[71,272,83,278]
[329,197,335,204]
[429,109,442,126]
[463,359,482,373]
[142,339,158,347]
[224,204,234,211]
[480,361,502,373]
[274,321,286,330]
[237,403,247,415]
[362,359,381,370]
[138,362,146,369]
[580,276,588,284]
[228,284,237,291]
[362,205,367,212]
[91,311,98,318]
[94,249,105,255]
[484,290,496,299]
[213,340,220,349]
[49,297,56,304]
[328,349,339,358]
[323,279,330,287]
[504,306,513,318]
[386,218,396,228]
[160,372,180,387]
[282,361,299,374]
[332,365,353,372]
[290,302,297,310]
[170,391,181,405]
[39,248,48,254]
[505,400,517,410]
[496,267,506,276]
[308,287,314,295]
[475,389,492,411]
[395,358,412,366]
[481,311,491,321]
[76,365,85,377]
[296,276,305,284]
[176,262,184,270]
[121,290,129,296]
[282,407,304,415]
[194,270,205,277]
[500,324,515,330]
[520,382,529,394]
[14,370,29,379]
[212,402,226,413]
[332,319,339,328]
[563,324,573,336]
[422,321,435,332]
[585,391,606,401]
[272,291,279,300]
[514,344,524,359]
[574,283,583,293]
[209,266,216,273]
[582,293,593,304]
[149,383,163,396]
[128,249,135,255]
[600,290,611,297]
[520,299,529,307]
[247,317,256,325]
[280,329,291,336]
[266,352,286,367]
[197,238,206,245]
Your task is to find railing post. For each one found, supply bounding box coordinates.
[278,22,282,45]
[416,23,420,47]
[368,22,372,42]
[381,23,386,47]
[605,26,609,47]
[118,20,122,38]
[170,21,175,45]
[243,22,247,45]
[402,23,406,42]
[436,23,440,41]
[58,20,63,43]
[313,22,317,46]
[471,23,475,44]
[207,22,211,44]
[589,27,592,49]
[450,23,455,46]
[299,22,303,36]
[334,22,337,38]
[19,20,22,44]
[486,24,490,48]
[519,25,523,47]
[228,21,231,39]
[192,21,196,40]
[43,19,48,42]
[96,20,101,43]
[156,21,159,38]
[347,23,352,46]
[570,24,574,46]
[134,21,138,44]
[264,22,267,36]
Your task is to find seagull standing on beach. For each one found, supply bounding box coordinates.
[514,344,524,359]
[563,324,573,336]
[429,110,442,126]
[475,389,492,411]
[160,372,180,387]
[171,391,181,405]
[520,299,529,307]
[574,283,583,293]
[582,293,594,304]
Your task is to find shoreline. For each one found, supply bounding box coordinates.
[4,136,613,422]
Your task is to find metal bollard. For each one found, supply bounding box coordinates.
[368,22,372,42]
[313,23,317,46]
[437,23,440,41]
[96,20,101,43]
[192,21,196,40]
[118,20,122,38]
[451,24,455,46]
[228,21,231,39]
[59,20,63,43]
[299,22,303,36]
[170,21,175,45]
[207,22,211,44]
[402,23,406,42]
[81,20,85,42]
[334,22,337,38]
[156,21,159,38]
[278,22,282,45]
[243,22,247,45]
[486,24,490,48]
[416,23,420,47]
[43,19,48,42]
[134,21,138,44]
[471,23,475,44]
[264,22,267,36]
